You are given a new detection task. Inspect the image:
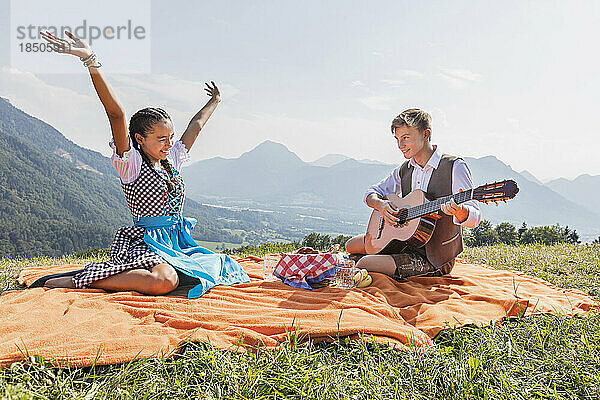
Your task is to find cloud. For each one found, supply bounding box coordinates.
[381,79,405,87]
[110,74,240,112]
[438,67,482,88]
[397,69,425,78]
[359,95,395,111]
[0,67,110,154]
[351,80,365,87]
[381,69,425,88]
[0,67,399,166]
[0,68,241,156]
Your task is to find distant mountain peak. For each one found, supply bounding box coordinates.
[519,170,543,185]
[311,154,350,167]
[239,140,304,165]
[252,140,292,152]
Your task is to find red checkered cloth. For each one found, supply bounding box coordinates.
[273,253,344,290]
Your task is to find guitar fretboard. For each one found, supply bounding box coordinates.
[405,189,474,222]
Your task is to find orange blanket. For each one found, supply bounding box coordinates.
[0,257,595,368]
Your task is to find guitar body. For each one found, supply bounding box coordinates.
[364,190,439,255]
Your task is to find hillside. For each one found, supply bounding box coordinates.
[0,100,313,257]
[0,130,127,256]
[0,97,114,176]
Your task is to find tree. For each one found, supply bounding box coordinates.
[495,222,518,245]
[520,224,564,245]
[562,226,580,244]
[301,233,331,251]
[463,227,475,247]
[518,222,527,240]
[332,235,352,247]
[470,220,499,246]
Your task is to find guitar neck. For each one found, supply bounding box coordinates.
[405,189,474,221]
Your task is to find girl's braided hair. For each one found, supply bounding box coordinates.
[129,107,183,194]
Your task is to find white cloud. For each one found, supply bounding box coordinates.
[0,68,242,157]
[359,95,395,111]
[0,67,110,154]
[438,67,482,88]
[381,69,425,88]
[110,74,240,112]
[0,67,398,166]
[351,80,365,87]
[397,69,425,78]
[381,79,405,87]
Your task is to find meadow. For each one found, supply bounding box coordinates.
[1,244,599,399]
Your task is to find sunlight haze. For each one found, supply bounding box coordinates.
[1,0,598,181]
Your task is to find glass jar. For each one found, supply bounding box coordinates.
[335,259,357,289]
[263,253,281,281]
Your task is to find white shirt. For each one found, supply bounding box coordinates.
[110,139,190,184]
[364,146,481,228]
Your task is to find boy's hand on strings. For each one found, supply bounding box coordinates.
[204,81,221,102]
[40,30,92,59]
[441,189,469,222]
[378,200,402,227]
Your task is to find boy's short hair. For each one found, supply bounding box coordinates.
[390,109,432,137]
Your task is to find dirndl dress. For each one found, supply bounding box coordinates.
[69,139,250,299]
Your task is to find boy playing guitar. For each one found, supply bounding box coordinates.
[345,109,482,279]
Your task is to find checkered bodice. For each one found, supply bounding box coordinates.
[121,159,185,218]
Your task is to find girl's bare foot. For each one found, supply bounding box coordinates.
[45,277,75,288]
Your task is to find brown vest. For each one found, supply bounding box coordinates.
[399,154,463,268]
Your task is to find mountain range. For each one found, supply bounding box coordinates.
[1,96,599,258]
[182,141,600,242]
[0,98,313,257]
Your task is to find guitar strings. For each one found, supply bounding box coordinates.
[405,189,473,221]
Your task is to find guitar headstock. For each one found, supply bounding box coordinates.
[473,180,519,204]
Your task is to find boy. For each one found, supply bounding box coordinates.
[345,108,481,279]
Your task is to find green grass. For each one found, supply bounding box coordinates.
[1,244,599,399]
[461,243,600,298]
[195,240,247,252]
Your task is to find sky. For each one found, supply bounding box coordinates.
[1,0,599,181]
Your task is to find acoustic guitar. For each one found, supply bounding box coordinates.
[364,180,519,254]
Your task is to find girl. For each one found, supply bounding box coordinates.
[34,31,250,298]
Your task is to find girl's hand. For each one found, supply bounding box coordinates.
[204,81,221,102]
[40,30,92,59]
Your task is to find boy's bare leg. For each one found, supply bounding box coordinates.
[45,263,179,295]
[345,234,366,254]
[355,255,396,275]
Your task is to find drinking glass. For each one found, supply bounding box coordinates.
[263,254,280,281]
[335,259,357,289]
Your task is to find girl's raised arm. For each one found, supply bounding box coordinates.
[180,81,221,151]
[41,31,129,156]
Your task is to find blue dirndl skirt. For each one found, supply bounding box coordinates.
[133,214,250,299]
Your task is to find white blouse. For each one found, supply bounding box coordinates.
[110,139,190,184]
